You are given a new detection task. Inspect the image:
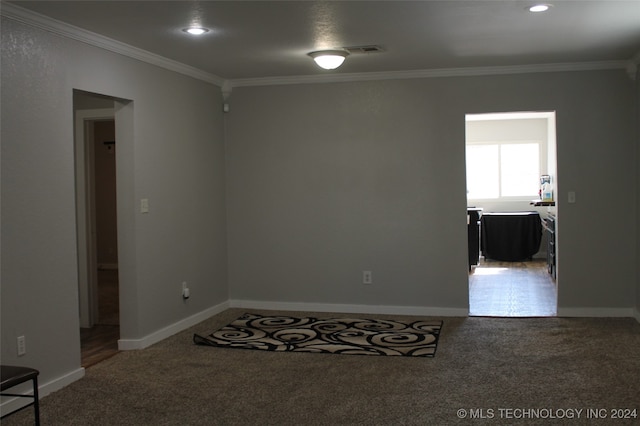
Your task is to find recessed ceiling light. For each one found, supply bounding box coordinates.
[182,27,209,36]
[528,4,551,12]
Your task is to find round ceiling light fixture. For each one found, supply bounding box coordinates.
[528,4,551,12]
[182,27,210,35]
[308,50,350,70]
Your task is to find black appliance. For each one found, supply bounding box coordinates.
[467,208,482,270]
[544,215,556,279]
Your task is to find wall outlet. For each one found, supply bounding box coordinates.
[17,335,26,356]
[363,270,373,285]
[140,198,149,213]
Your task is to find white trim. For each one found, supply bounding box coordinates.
[229,299,468,317]
[466,111,556,122]
[118,301,230,350]
[1,304,635,414]
[226,301,637,319]
[0,367,84,417]
[229,61,630,88]
[0,3,224,87]
[557,307,637,318]
[2,3,636,90]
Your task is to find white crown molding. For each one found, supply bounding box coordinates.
[1,2,225,87]
[3,2,636,89]
[229,60,631,88]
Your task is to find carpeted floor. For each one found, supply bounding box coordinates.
[3,308,640,425]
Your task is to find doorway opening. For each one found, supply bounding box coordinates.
[74,90,120,366]
[465,111,558,317]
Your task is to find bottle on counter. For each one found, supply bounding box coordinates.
[542,182,553,202]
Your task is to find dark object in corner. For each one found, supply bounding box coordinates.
[1,365,40,425]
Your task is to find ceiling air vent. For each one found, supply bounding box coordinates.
[343,45,384,55]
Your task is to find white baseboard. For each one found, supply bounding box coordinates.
[113,301,640,352]
[229,299,468,317]
[0,367,84,417]
[118,301,230,350]
[1,302,232,413]
[557,307,637,318]
[2,301,634,417]
[231,299,639,320]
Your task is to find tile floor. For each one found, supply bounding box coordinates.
[469,258,557,317]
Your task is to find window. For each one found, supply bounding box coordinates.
[466,141,541,200]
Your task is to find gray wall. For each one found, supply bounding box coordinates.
[226,71,637,313]
[225,82,469,310]
[637,66,640,317]
[1,17,228,384]
[1,12,638,396]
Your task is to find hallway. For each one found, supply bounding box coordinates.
[80,269,119,367]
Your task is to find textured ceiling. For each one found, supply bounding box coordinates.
[6,1,640,80]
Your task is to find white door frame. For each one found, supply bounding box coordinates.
[75,108,115,328]
[465,111,558,316]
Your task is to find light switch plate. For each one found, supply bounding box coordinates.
[140,198,149,213]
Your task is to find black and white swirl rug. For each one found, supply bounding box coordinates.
[194,313,443,357]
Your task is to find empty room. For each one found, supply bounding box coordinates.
[2,1,639,424]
